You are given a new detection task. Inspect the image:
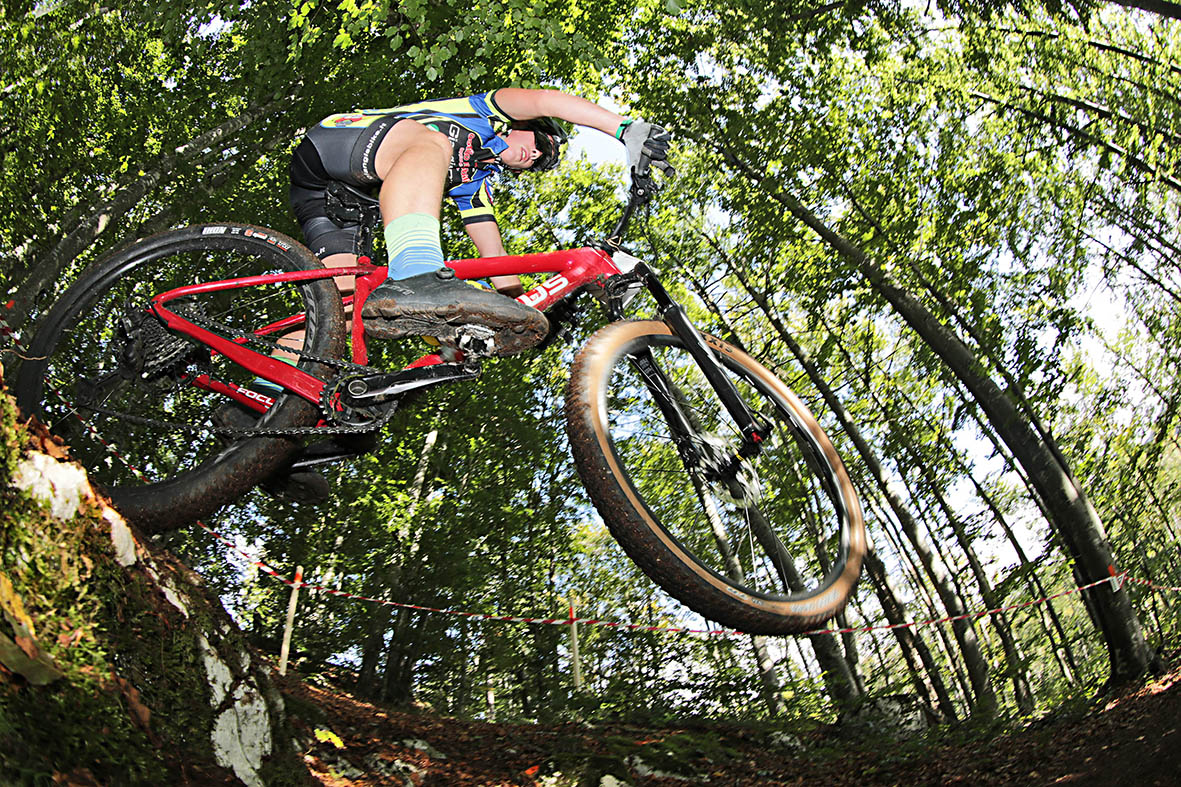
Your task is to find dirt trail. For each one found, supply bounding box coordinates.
[285,657,1180,786]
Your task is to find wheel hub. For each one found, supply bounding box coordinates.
[695,432,763,507]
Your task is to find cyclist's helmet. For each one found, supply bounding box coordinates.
[512,117,568,172]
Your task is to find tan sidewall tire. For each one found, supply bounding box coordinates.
[566,320,866,634]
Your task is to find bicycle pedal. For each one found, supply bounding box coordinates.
[453,324,497,357]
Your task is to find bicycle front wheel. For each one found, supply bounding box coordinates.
[15,224,346,532]
[566,320,866,635]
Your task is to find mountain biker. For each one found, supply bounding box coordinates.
[289,87,673,356]
[230,88,672,501]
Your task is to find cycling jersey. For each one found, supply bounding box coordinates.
[289,90,522,259]
[312,90,516,226]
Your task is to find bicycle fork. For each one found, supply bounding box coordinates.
[626,262,774,461]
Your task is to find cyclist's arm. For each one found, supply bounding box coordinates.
[493,88,625,136]
[465,220,524,296]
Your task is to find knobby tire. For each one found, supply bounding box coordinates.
[565,320,867,635]
[15,224,346,533]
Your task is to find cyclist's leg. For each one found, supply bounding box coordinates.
[201,129,372,503]
[275,130,374,372]
[358,119,546,355]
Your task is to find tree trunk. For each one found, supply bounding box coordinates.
[873,501,973,710]
[696,251,996,717]
[959,395,1084,684]
[716,142,1160,685]
[835,610,867,696]
[881,371,1081,689]
[357,603,394,698]
[862,546,959,722]
[750,635,788,716]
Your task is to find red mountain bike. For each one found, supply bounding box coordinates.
[16,166,866,635]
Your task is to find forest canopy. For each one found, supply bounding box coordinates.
[3,0,1180,726]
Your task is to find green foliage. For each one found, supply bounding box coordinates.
[8,0,1181,743]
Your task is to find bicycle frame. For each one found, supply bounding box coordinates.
[148,244,629,417]
[146,165,770,455]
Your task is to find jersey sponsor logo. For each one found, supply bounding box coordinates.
[360,119,391,180]
[457,132,477,183]
[322,113,378,128]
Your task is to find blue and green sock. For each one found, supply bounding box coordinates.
[384,213,445,281]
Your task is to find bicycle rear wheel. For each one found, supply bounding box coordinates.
[15,224,346,532]
[566,320,866,635]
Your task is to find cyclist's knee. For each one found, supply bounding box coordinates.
[375,120,450,179]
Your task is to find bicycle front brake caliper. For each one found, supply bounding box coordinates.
[738,416,774,459]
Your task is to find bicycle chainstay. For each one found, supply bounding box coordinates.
[84,305,401,439]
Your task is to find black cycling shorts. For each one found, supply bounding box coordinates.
[289,115,400,258]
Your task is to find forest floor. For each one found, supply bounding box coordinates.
[280,653,1180,786]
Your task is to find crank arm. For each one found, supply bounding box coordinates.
[290,446,370,471]
[340,364,479,407]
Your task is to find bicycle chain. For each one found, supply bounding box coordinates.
[85,304,398,439]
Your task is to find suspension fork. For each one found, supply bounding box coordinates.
[631,263,773,457]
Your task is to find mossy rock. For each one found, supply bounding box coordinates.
[0,380,307,785]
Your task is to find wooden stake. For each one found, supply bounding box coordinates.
[278,565,304,676]
[570,598,583,691]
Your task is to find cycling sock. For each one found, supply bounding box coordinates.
[383,213,445,281]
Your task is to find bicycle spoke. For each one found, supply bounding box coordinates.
[601,338,844,600]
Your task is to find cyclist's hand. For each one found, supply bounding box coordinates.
[619,121,675,179]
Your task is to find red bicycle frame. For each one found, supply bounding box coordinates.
[148,246,628,416]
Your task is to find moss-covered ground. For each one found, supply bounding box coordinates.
[0,380,305,784]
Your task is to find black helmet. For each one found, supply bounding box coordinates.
[513,117,568,172]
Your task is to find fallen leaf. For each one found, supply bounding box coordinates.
[112,673,152,731]
[0,573,36,637]
[0,631,63,685]
[52,768,101,786]
[42,439,69,460]
[15,634,39,661]
[57,628,86,648]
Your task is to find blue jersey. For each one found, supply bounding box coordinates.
[320,90,515,226]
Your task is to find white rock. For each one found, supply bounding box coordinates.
[13,452,91,520]
[400,738,447,759]
[199,634,273,786]
[106,508,137,567]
